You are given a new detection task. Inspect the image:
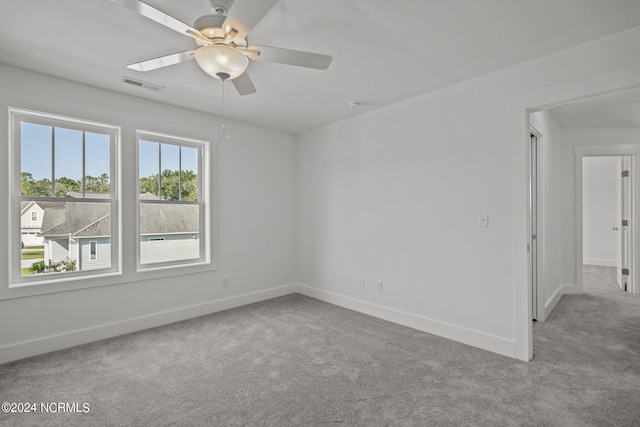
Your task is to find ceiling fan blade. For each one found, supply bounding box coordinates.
[222,0,279,42]
[231,71,257,96]
[248,45,332,70]
[110,0,210,44]
[127,50,196,72]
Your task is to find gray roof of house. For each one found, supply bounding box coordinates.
[139,203,199,235]
[21,200,67,212]
[41,203,111,236]
[40,198,198,237]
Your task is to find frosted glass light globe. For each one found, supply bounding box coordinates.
[194,45,249,80]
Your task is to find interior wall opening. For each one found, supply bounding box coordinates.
[526,84,640,359]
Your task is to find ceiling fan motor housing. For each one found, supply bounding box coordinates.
[193,15,227,41]
[208,0,233,15]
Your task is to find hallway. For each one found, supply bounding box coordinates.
[531,265,640,425]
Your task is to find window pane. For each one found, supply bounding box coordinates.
[54,127,83,197]
[160,143,180,200]
[139,203,200,265]
[14,110,119,286]
[181,146,199,201]
[90,241,97,260]
[20,200,112,277]
[139,140,159,199]
[85,132,111,194]
[21,122,52,196]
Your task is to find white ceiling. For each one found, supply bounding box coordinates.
[2,0,640,134]
[548,87,640,129]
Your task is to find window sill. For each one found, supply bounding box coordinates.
[1,261,218,301]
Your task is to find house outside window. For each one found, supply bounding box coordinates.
[137,130,208,269]
[10,108,120,285]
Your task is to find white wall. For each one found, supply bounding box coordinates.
[582,157,619,266]
[5,25,640,363]
[295,26,640,358]
[529,111,564,320]
[0,64,296,364]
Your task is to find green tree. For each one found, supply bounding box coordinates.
[139,170,197,201]
[21,172,52,196]
[181,170,198,201]
[139,175,160,198]
[85,173,110,194]
[55,177,81,197]
[160,169,180,200]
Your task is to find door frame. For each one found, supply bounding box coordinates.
[575,147,638,295]
[528,127,544,321]
[510,62,640,362]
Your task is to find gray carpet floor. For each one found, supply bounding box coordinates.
[1,267,639,426]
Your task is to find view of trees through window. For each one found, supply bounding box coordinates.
[139,140,199,201]
[138,169,198,201]
[20,122,111,197]
[21,172,110,197]
[17,119,115,279]
[138,137,202,267]
[13,112,207,284]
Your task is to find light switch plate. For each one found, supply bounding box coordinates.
[478,212,489,228]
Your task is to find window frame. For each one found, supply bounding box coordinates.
[136,130,210,271]
[31,211,37,222]
[3,108,217,302]
[8,108,122,289]
[90,241,98,260]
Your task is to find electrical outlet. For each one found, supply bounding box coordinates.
[359,278,365,289]
[377,281,383,293]
[222,277,230,287]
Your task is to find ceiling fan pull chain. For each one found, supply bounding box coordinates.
[219,80,232,143]
[226,80,232,141]
[219,80,226,141]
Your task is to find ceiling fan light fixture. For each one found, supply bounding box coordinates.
[194,44,249,80]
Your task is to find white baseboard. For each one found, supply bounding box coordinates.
[1,283,521,365]
[0,284,296,365]
[294,284,516,359]
[544,283,579,319]
[583,258,616,267]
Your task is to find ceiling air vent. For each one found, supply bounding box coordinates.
[121,76,165,93]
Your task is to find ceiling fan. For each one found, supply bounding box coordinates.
[110,0,332,95]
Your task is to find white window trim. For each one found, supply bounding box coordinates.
[136,130,211,271]
[2,109,217,302]
[6,107,122,295]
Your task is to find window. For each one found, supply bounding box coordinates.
[11,108,119,285]
[137,131,208,269]
[90,241,97,260]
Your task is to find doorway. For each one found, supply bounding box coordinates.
[513,66,640,362]
[581,154,634,293]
